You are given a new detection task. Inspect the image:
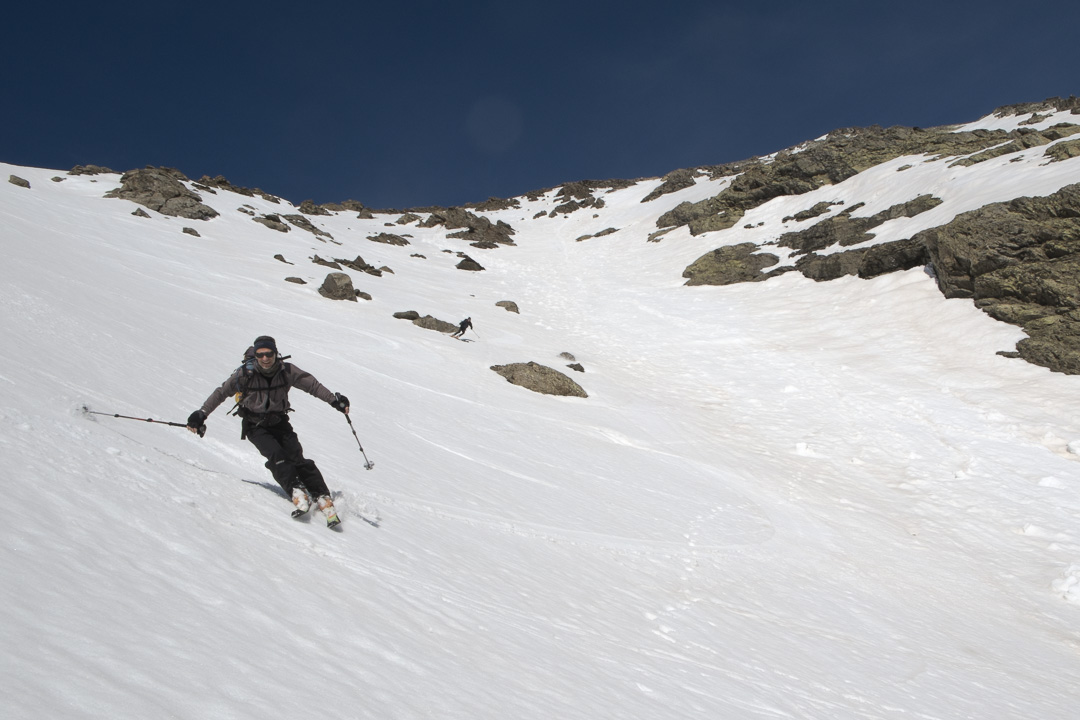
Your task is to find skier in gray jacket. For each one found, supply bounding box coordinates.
[186,335,350,524]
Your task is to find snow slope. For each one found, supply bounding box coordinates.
[3,110,1080,719]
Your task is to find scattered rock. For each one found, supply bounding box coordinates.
[8,175,30,188]
[312,255,342,270]
[132,208,151,218]
[413,315,457,333]
[567,363,585,372]
[456,255,485,272]
[393,310,421,321]
[335,256,383,277]
[368,232,410,246]
[318,272,357,301]
[356,291,372,301]
[284,214,333,240]
[490,362,588,398]
[254,214,290,233]
[285,277,307,284]
[182,227,201,237]
[496,300,520,313]
[558,352,576,361]
[274,254,293,265]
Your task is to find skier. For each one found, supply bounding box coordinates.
[185,335,350,526]
[451,317,473,338]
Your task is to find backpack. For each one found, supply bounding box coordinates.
[228,345,292,415]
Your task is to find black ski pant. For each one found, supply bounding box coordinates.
[243,417,330,498]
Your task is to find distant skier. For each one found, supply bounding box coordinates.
[185,335,351,527]
[451,317,473,338]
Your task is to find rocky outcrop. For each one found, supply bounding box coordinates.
[194,175,281,203]
[641,168,698,203]
[918,183,1080,373]
[68,165,115,176]
[490,362,588,398]
[105,167,219,220]
[683,243,783,286]
[657,124,1078,236]
[420,207,516,246]
[8,175,30,188]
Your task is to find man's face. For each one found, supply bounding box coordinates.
[254,348,276,370]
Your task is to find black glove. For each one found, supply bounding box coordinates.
[331,393,350,413]
[187,410,207,430]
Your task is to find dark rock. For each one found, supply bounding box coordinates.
[285,277,307,284]
[318,272,357,301]
[68,165,115,176]
[8,175,30,188]
[132,208,151,218]
[496,300,520,313]
[335,256,383,277]
[182,227,200,237]
[920,182,1080,373]
[683,243,781,286]
[274,254,293,265]
[413,315,457,333]
[284,214,333,240]
[656,125,1050,236]
[254,214,290,233]
[393,310,421,320]
[456,255,485,272]
[105,167,219,220]
[641,168,698,203]
[312,255,342,270]
[368,232,410,246]
[298,200,331,216]
[490,362,588,398]
[778,195,942,256]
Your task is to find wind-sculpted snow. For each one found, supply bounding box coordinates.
[3,102,1080,720]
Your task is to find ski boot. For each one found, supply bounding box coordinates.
[317,494,341,529]
[291,485,311,519]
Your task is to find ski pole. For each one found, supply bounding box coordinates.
[82,406,206,437]
[344,414,375,470]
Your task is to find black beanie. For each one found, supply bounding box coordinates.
[253,335,277,353]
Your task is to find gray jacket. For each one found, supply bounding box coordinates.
[200,361,336,418]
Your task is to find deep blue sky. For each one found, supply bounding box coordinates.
[3,0,1077,209]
